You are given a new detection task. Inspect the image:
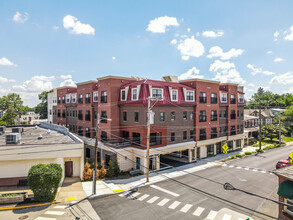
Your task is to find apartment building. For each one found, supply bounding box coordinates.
[47,89,57,124]
[52,75,245,173]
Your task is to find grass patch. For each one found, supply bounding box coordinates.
[245,151,253,155]
[0,193,23,198]
[284,137,293,142]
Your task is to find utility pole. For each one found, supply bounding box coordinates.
[146,97,151,182]
[93,113,99,195]
[279,115,281,147]
[258,105,262,152]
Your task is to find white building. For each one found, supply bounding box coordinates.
[0,123,84,186]
[47,89,57,124]
[17,111,43,125]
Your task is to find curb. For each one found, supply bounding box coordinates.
[0,201,55,211]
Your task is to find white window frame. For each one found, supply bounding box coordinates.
[220,93,228,103]
[72,93,77,103]
[185,90,195,102]
[121,89,126,101]
[238,94,244,103]
[132,88,138,101]
[171,89,178,101]
[151,88,164,99]
[66,94,71,103]
[93,91,98,102]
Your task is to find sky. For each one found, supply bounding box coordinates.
[1,0,293,107]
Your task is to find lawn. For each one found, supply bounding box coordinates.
[284,137,293,142]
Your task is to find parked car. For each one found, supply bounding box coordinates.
[276,158,293,169]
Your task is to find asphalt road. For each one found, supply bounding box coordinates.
[89,144,293,220]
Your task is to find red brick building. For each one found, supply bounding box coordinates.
[52,76,245,173]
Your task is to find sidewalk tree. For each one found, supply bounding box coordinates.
[28,163,63,202]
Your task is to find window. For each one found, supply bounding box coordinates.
[230,94,236,104]
[62,96,65,104]
[49,109,52,115]
[200,129,206,140]
[78,94,83,104]
[223,110,227,118]
[240,111,243,117]
[230,125,236,135]
[211,93,217,104]
[230,110,236,119]
[171,111,175,120]
[183,111,187,120]
[121,89,126,101]
[85,110,91,121]
[190,112,194,120]
[85,127,91,138]
[190,130,194,139]
[70,111,72,117]
[186,91,194,101]
[160,112,165,121]
[211,127,217,139]
[72,93,76,103]
[171,132,175,142]
[85,93,91,104]
[237,110,239,117]
[93,91,98,102]
[207,145,214,157]
[132,88,138,100]
[219,111,222,118]
[94,111,97,119]
[67,110,69,116]
[150,133,162,146]
[57,96,61,104]
[86,148,91,158]
[101,111,107,123]
[238,94,244,103]
[199,110,206,122]
[199,92,206,103]
[171,90,178,101]
[132,132,141,145]
[211,110,217,121]
[57,109,60,117]
[134,112,139,122]
[101,131,107,141]
[152,88,163,99]
[62,110,66,118]
[78,110,83,120]
[123,111,127,121]
[101,90,107,103]
[66,94,70,103]
[220,93,227,103]
[183,131,187,140]
[78,126,83,136]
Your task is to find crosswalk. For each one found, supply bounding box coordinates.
[119,191,251,220]
[220,163,273,174]
[35,204,67,220]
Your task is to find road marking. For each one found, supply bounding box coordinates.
[66,197,76,201]
[236,166,242,169]
[131,192,141,198]
[229,165,234,168]
[157,198,170,206]
[180,204,192,213]
[222,164,227,167]
[35,217,57,220]
[150,185,179,197]
[261,170,266,173]
[252,169,258,172]
[44,211,65,216]
[53,205,67,209]
[222,214,232,220]
[206,210,218,220]
[168,201,181,209]
[193,207,205,216]
[137,194,149,201]
[244,168,249,170]
[147,196,159,204]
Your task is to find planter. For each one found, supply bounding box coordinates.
[0,192,26,204]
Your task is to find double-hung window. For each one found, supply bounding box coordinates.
[132,88,138,100]
[171,89,178,101]
[93,91,98,102]
[199,92,206,103]
[186,91,194,101]
[152,88,163,99]
[121,89,126,101]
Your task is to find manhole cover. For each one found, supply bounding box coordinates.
[19,216,29,220]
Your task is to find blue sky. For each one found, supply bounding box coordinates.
[1,0,293,106]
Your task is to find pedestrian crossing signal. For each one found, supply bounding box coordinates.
[222,144,228,154]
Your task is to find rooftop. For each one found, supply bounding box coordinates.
[0,127,75,146]
[274,165,293,181]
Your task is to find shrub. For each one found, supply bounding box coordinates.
[83,162,93,180]
[245,152,253,155]
[28,163,62,202]
[253,143,258,147]
[256,149,264,153]
[235,154,243,158]
[107,160,114,177]
[113,159,120,177]
[230,155,236,159]
[98,160,107,179]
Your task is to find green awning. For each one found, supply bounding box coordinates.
[278,180,293,199]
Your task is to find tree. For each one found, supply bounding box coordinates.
[2,106,18,126]
[28,163,63,202]
[83,162,93,180]
[113,159,120,177]
[98,160,107,179]
[107,160,114,177]
[34,90,53,119]
[261,124,278,141]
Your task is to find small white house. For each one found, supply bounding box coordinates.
[18,111,42,125]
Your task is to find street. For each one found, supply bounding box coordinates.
[89,144,293,220]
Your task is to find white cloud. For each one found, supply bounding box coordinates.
[52,26,59,30]
[177,36,204,60]
[284,26,293,41]
[112,56,116,60]
[60,74,72,79]
[13,12,28,23]
[0,76,16,83]
[207,46,243,60]
[13,75,55,92]
[274,57,284,62]
[60,79,75,87]
[178,66,204,80]
[170,39,177,45]
[187,28,191,32]
[63,15,95,35]
[202,30,224,38]
[209,60,245,85]
[146,16,179,33]
[270,72,293,84]
[274,31,280,41]
[247,64,275,76]
[267,50,272,54]
[284,87,293,94]
[0,57,16,66]
[248,83,255,87]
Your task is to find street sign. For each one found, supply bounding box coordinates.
[289,152,293,163]
[222,144,228,154]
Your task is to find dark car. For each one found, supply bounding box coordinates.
[276,159,293,169]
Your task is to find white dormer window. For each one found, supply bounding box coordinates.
[72,93,76,103]
[171,89,178,101]
[132,88,138,101]
[66,94,71,103]
[185,90,194,102]
[121,89,126,101]
[220,93,227,103]
[152,88,163,99]
[93,91,98,102]
[238,94,244,103]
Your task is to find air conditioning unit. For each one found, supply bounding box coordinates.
[6,133,21,145]
[12,127,24,134]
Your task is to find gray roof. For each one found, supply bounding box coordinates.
[274,166,293,181]
[244,109,274,118]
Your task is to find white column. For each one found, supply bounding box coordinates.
[188,149,192,163]
[213,144,217,155]
[156,156,160,170]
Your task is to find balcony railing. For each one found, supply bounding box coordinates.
[199,97,207,103]
[230,98,236,104]
[211,97,217,104]
[199,115,207,122]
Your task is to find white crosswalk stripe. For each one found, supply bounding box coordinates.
[193,207,205,216]
[180,204,192,213]
[229,165,234,168]
[53,205,67,209]
[244,167,249,170]
[128,192,141,199]
[253,169,258,172]
[157,198,170,206]
[137,194,149,201]
[222,214,232,220]
[206,210,218,220]
[236,166,242,169]
[35,217,56,220]
[44,211,65,216]
[222,164,227,167]
[168,201,181,209]
[147,196,159,204]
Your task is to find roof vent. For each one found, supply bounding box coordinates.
[47,129,51,134]
[6,133,21,145]
[38,134,43,140]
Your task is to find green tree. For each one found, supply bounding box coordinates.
[28,163,63,202]
[0,93,24,125]
[107,160,114,177]
[113,159,120,177]
[261,124,278,141]
[34,90,53,119]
